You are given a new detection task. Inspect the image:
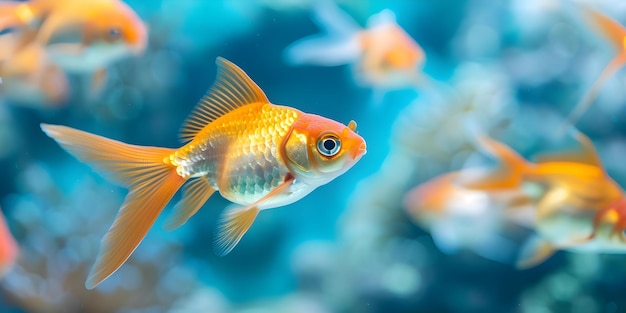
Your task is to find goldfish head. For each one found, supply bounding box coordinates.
[92,1,147,55]
[40,0,147,72]
[283,114,366,186]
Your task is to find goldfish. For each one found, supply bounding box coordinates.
[0,0,147,94]
[460,128,626,269]
[404,169,535,264]
[0,31,69,107]
[559,5,626,132]
[0,208,18,278]
[41,57,367,289]
[283,0,427,104]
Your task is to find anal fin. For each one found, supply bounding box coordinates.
[516,235,557,269]
[164,177,215,231]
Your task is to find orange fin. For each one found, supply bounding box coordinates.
[535,129,603,167]
[460,132,527,190]
[0,209,18,277]
[214,205,260,257]
[559,54,626,132]
[559,5,626,131]
[89,68,108,99]
[214,175,295,256]
[40,124,185,289]
[164,176,215,231]
[178,57,269,143]
[516,235,557,269]
[579,5,626,51]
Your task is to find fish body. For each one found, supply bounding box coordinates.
[461,129,626,268]
[404,169,535,264]
[523,162,626,253]
[41,57,366,289]
[354,10,425,89]
[283,0,426,103]
[170,102,301,206]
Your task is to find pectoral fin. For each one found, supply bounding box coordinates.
[89,68,108,98]
[214,175,295,256]
[516,235,557,269]
[430,222,461,255]
[214,205,260,257]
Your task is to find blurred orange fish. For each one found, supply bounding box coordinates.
[0,0,147,94]
[461,128,626,269]
[283,0,427,104]
[404,169,534,264]
[41,57,367,289]
[0,208,18,277]
[0,31,69,107]
[560,5,626,132]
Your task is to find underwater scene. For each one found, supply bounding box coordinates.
[2,0,626,312]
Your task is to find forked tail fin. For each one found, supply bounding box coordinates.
[40,124,185,289]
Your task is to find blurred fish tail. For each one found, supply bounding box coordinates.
[283,0,362,66]
[40,123,186,289]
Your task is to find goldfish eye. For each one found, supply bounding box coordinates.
[317,134,341,157]
[108,28,122,40]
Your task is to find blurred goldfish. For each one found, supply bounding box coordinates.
[0,208,18,277]
[0,31,69,107]
[0,0,147,94]
[404,169,534,264]
[283,0,427,104]
[461,128,626,269]
[41,57,367,289]
[560,5,626,131]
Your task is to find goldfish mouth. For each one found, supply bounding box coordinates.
[352,143,367,159]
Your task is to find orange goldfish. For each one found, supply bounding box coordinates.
[0,31,69,107]
[283,0,427,104]
[461,128,626,269]
[0,208,18,277]
[0,0,147,94]
[404,166,536,264]
[41,57,367,289]
[560,5,626,131]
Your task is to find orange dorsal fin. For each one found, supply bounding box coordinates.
[534,129,603,169]
[459,133,528,190]
[178,57,269,143]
